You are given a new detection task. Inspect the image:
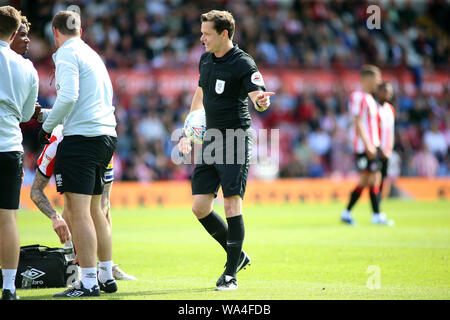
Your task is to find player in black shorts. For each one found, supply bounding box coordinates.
[178,10,274,291]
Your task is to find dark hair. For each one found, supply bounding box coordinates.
[378,81,392,90]
[360,64,381,77]
[201,10,235,39]
[0,6,21,38]
[19,12,31,32]
[52,11,81,36]
[378,81,394,101]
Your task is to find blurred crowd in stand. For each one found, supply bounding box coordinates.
[12,0,448,183]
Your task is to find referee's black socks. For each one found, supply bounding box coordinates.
[225,215,245,277]
[198,210,228,252]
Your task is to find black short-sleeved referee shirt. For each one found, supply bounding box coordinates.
[198,44,266,130]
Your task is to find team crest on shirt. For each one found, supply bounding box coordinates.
[215,79,225,94]
[251,72,265,86]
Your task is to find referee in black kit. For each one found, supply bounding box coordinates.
[178,10,275,291]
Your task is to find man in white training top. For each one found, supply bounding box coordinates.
[38,10,118,298]
[0,5,39,300]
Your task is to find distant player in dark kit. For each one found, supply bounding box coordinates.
[178,10,275,291]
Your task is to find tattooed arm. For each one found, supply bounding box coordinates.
[30,170,70,243]
[30,170,56,218]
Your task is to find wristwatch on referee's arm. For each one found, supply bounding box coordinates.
[255,100,266,111]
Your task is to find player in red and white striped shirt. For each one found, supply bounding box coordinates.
[341,65,389,225]
[348,90,380,156]
[36,125,64,179]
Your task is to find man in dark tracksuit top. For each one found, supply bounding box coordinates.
[178,10,275,291]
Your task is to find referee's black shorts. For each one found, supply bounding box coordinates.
[191,128,252,199]
[54,135,117,195]
[0,151,23,210]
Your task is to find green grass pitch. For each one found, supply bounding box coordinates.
[14,199,450,300]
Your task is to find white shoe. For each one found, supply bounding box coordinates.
[112,265,138,281]
[371,213,394,226]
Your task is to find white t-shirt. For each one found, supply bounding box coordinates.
[0,40,39,152]
[43,37,116,138]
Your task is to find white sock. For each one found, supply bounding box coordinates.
[2,269,17,293]
[98,260,114,283]
[80,267,97,289]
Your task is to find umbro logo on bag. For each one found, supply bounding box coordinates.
[21,268,45,280]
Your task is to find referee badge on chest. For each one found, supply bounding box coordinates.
[215,79,225,94]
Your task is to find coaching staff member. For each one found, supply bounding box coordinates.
[38,11,117,298]
[0,5,39,300]
[178,10,274,291]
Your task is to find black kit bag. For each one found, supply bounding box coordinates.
[0,244,78,289]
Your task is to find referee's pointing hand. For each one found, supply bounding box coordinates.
[255,91,275,111]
